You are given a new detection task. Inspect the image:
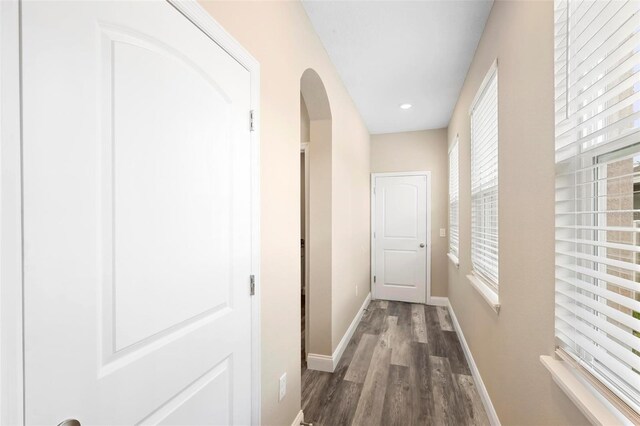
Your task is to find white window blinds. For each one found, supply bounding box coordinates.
[554,0,640,416]
[470,64,499,292]
[449,140,460,260]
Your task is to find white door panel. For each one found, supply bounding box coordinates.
[382,184,418,238]
[22,1,252,424]
[373,175,428,303]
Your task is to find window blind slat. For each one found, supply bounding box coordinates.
[557,89,640,142]
[571,8,639,81]
[567,52,639,115]
[556,305,640,353]
[570,0,634,60]
[556,110,640,152]
[565,333,640,392]
[556,288,640,349]
[558,275,640,313]
[557,237,640,253]
[556,224,640,233]
[570,0,610,42]
[557,250,640,273]
[556,263,640,293]
[569,318,640,373]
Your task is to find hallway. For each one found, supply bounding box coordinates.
[302,300,489,426]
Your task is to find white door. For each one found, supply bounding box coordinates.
[372,174,429,303]
[22,2,254,424]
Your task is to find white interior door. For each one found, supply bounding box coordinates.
[22,1,254,424]
[372,174,429,303]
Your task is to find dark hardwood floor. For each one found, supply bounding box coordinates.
[301,300,490,426]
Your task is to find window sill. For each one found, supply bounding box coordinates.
[466,274,500,314]
[540,355,631,425]
[447,253,459,268]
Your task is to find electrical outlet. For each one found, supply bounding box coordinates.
[279,373,287,401]
[440,228,446,237]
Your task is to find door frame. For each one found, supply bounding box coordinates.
[0,1,262,424]
[300,142,310,357]
[0,1,25,424]
[370,171,432,305]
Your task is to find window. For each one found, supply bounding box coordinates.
[554,0,640,419]
[449,138,460,263]
[470,62,499,294]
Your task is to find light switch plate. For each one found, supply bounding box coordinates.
[440,228,446,237]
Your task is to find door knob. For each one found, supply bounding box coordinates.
[57,420,80,426]
[419,243,425,248]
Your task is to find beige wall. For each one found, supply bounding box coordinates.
[308,119,333,354]
[199,2,371,425]
[447,1,587,424]
[371,129,448,297]
[331,108,372,350]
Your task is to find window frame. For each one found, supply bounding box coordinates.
[448,137,460,266]
[549,0,640,421]
[469,60,500,300]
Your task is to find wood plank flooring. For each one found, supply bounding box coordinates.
[301,300,490,426]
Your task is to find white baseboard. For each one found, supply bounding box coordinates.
[306,353,333,372]
[428,296,449,306]
[290,409,304,426]
[446,298,501,426]
[332,292,371,366]
[306,292,371,373]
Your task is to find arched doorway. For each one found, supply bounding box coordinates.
[300,69,332,371]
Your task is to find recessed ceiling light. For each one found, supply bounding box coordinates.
[400,103,412,110]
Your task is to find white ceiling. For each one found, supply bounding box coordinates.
[302,0,493,134]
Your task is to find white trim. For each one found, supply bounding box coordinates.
[448,134,459,154]
[307,293,371,373]
[469,59,498,115]
[370,171,432,304]
[307,353,336,373]
[371,174,375,301]
[427,296,449,307]
[290,410,304,426]
[540,356,631,426]
[306,353,334,373]
[466,274,500,314]
[334,291,371,365]
[0,1,24,424]
[168,0,259,72]
[447,299,501,426]
[447,252,460,268]
[3,1,263,424]
[167,3,262,423]
[300,142,309,356]
[371,171,431,178]
[168,3,262,424]
[448,137,459,261]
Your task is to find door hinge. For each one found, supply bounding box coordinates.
[373,275,376,283]
[373,231,376,239]
[250,110,255,132]
[250,274,256,295]
[373,187,376,195]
